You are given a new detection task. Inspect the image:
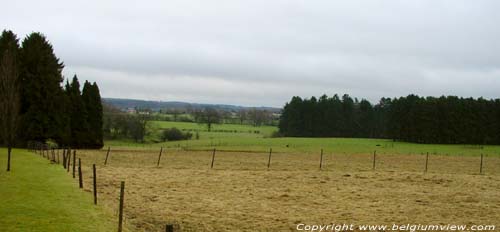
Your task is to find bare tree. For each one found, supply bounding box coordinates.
[248,108,271,126]
[194,107,221,132]
[0,49,20,171]
[237,109,247,124]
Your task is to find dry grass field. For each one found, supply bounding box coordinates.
[74,149,500,231]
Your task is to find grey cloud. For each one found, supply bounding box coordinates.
[3,0,500,107]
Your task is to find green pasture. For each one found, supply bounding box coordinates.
[151,121,277,135]
[0,149,120,232]
[106,121,500,156]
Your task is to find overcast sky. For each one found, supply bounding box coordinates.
[3,1,500,107]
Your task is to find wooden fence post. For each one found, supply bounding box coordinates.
[67,149,71,173]
[157,147,163,167]
[118,181,125,232]
[210,148,216,169]
[63,149,67,168]
[425,152,429,173]
[104,147,110,165]
[372,150,376,170]
[78,158,83,188]
[93,164,97,205]
[319,149,323,170]
[73,150,76,178]
[267,148,272,169]
[480,153,484,175]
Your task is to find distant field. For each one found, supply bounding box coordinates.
[151,120,277,136]
[106,121,500,157]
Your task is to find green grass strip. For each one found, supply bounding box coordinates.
[0,148,118,232]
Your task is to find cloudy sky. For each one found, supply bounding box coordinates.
[3,1,500,107]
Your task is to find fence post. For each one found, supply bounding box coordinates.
[372,150,376,170]
[63,149,67,168]
[480,153,484,175]
[319,149,323,170]
[104,147,110,165]
[67,149,71,173]
[210,148,216,169]
[166,224,174,232]
[157,147,163,167]
[267,148,272,169]
[118,181,125,232]
[93,164,97,205]
[73,150,76,178]
[425,152,429,173]
[78,158,83,188]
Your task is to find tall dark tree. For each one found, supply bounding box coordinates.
[65,75,89,148]
[0,30,21,171]
[82,81,103,148]
[19,32,66,145]
[0,29,104,149]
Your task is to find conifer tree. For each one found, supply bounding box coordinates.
[82,81,104,148]
[19,32,66,144]
[0,30,21,171]
[65,75,89,147]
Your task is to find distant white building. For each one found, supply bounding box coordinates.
[125,108,137,114]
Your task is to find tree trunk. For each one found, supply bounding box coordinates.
[7,146,11,171]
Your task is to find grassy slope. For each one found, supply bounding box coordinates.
[0,148,120,232]
[106,121,500,156]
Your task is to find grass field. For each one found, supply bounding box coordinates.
[107,121,500,157]
[74,149,500,231]
[6,121,500,231]
[0,148,126,232]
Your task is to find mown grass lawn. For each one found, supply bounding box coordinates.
[0,148,122,232]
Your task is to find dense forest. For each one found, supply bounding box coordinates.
[279,94,500,145]
[0,30,103,148]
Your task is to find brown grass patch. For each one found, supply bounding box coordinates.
[75,150,500,231]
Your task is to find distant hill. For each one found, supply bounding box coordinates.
[102,98,282,113]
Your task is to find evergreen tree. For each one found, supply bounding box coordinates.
[66,75,89,148]
[279,94,500,145]
[0,29,104,149]
[82,81,104,148]
[19,32,66,144]
[0,30,21,171]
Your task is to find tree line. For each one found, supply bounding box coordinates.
[103,104,195,143]
[279,94,500,145]
[0,30,103,150]
[102,103,150,143]
[157,108,277,126]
